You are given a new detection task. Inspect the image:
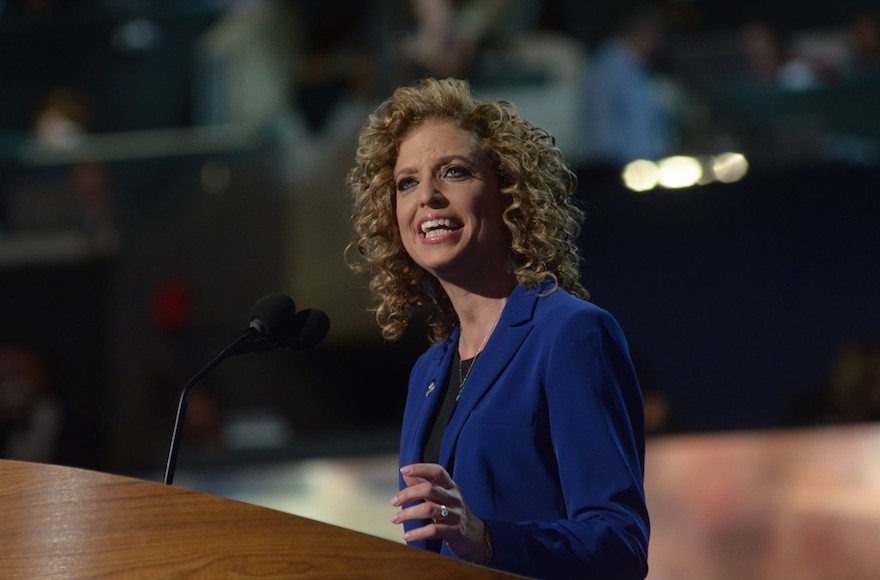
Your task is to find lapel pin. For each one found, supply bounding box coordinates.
[425,380,436,397]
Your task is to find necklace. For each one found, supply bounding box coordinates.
[457,354,479,400]
[456,301,506,401]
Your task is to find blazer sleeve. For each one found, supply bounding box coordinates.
[486,307,650,579]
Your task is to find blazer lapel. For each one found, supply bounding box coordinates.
[438,285,539,470]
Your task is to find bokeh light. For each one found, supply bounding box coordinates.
[713,152,749,183]
[622,153,749,192]
[658,156,703,189]
[622,159,660,192]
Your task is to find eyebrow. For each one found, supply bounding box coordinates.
[393,153,479,180]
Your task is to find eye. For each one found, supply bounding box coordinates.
[443,165,472,179]
[396,176,417,192]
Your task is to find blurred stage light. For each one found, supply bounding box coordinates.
[713,152,749,183]
[621,152,749,192]
[622,159,660,192]
[658,156,703,189]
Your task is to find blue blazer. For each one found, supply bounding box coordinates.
[399,282,649,579]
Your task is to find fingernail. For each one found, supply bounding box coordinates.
[390,496,399,506]
[400,466,411,475]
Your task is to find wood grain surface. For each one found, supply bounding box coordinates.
[0,460,517,579]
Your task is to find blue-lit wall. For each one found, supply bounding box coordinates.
[576,162,880,431]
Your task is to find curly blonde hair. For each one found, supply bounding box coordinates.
[348,77,588,342]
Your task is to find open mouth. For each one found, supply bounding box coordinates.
[420,218,461,239]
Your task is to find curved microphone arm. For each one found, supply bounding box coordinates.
[161,294,329,486]
[163,331,256,486]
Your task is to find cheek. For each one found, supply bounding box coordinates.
[395,203,406,234]
[395,200,415,244]
[475,195,506,232]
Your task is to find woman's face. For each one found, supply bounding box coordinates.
[393,119,508,285]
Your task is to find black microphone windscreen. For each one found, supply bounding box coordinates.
[248,293,296,342]
[290,308,330,350]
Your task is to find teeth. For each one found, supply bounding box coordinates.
[425,228,452,239]
[420,218,454,234]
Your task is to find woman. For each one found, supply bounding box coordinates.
[348,77,649,578]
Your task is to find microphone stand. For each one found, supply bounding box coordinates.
[163,332,258,486]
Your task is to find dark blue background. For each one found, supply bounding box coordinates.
[576,163,880,431]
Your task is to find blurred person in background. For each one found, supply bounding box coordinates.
[738,20,822,91]
[0,343,62,463]
[30,87,93,151]
[7,87,118,245]
[580,2,677,167]
[635,362,679,435]
[348,77,648,578]
[782,336,880,426]
[397,0,540,83]
[827,337,880,423]
[844,7,880,79]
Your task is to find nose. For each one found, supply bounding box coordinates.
[417,177,446,207]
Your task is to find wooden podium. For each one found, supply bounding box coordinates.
[0,460,514,578]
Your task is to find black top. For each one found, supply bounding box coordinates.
[422,350,476,467]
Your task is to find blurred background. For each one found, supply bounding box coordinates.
[1,0,879,576]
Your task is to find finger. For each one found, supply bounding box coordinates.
[433,502,451,522]
[391,480,435,506]
[394,513,457,544]
[401,521,444,543]
[400,463,454,488]
[391,500,450,526]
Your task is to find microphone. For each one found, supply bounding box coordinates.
[163,293,329,485]
[226,293,298,356]
[288,308,331,350]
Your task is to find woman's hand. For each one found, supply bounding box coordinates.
[391,463,489,563]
